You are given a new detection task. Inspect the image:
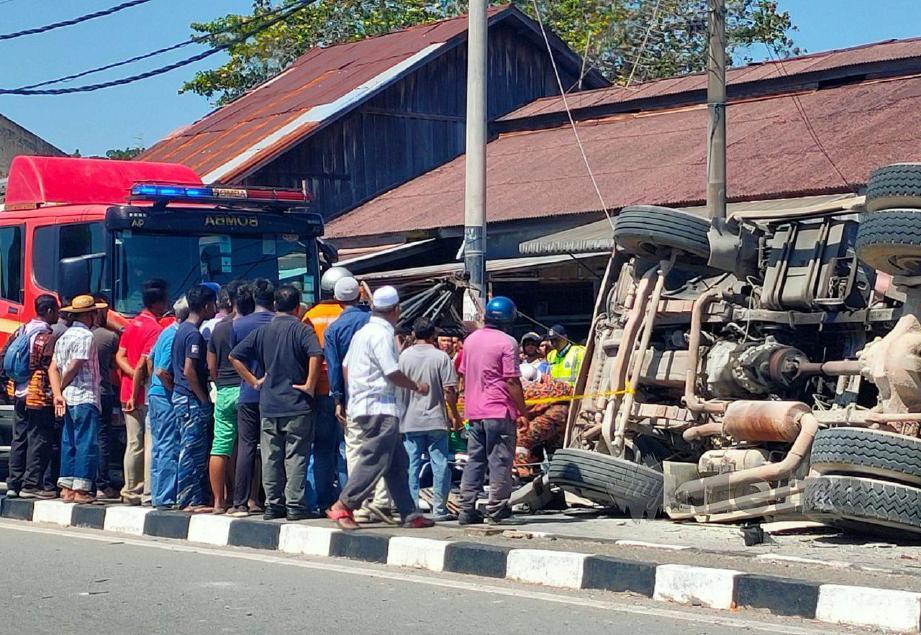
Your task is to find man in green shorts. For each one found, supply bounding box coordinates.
[206,281,252,512]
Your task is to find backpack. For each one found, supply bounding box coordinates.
[3,326,38,383]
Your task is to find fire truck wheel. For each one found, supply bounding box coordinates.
[812,427,921,486]
[804,474,921,537]
[855,209,921,276]
[548,448,663,518]
[613,206,711,267]
[866,163,921,212]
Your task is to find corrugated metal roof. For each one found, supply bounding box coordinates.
[139,5,600,185]
[518,194,862,255]
[503,37,921,121]
[327,74,921,240]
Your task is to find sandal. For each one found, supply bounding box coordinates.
[326,504,359,531]
[182,505,214,514]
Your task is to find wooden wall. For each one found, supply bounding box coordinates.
[245,22,579,219]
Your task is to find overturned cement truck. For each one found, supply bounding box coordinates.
[542,163,921,535]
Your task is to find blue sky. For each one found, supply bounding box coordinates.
[0,0,919,157]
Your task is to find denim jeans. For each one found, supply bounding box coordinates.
[58,403,100,492]
[403,430,451,516]
[172,393,212,508]
[149,393,180,506]
[306,395,343,512]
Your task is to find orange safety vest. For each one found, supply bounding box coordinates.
[303,301,345,396]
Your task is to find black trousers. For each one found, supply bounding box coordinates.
[7,398,54,492]
[96,394,114,491]
[232,402,260,508]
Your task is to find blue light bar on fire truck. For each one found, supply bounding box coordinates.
[129,183,312,207]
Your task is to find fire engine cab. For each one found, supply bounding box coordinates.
[0,155,323,339]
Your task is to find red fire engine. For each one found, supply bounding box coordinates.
[0,155,323,341]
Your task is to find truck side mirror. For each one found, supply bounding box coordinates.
[59,252,106,303]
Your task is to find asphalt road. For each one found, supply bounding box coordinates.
[0,522,864,635]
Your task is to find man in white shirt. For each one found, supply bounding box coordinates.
[49,295,105,505]
[326,286,433,531]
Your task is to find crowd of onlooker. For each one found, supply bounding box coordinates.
[3,268,584,528]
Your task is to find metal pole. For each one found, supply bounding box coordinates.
[463,0,488,312]
[706,0,727,221]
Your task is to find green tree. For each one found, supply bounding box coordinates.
[181,0,798,106]
[105,146,146,160]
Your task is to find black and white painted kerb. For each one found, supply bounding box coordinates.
[4,497,920,632]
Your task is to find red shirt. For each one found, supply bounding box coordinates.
[118,309,163,403]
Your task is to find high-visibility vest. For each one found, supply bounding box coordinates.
[303,301,345,395]
[546,343,585,386]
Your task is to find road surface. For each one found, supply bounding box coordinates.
[0,521,865,634]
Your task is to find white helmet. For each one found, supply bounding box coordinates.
[320,266,353,294]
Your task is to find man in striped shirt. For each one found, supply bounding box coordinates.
[49,295,105,505]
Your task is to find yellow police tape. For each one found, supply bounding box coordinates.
[523,381,635,406]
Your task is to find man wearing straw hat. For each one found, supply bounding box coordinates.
[49,294,106,505]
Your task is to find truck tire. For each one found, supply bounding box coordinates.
[811,427,921,486]
[866,163,921,212]
[613,206,711,265]
[804,475,921,536]
[855,209,921,276]
[548,448,663,517]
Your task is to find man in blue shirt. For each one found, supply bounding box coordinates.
[146,297,188,509]
[170,285,217,512]
[227,279,276,518]
[323,278,371,425]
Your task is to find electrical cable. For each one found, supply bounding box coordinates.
[18,2,305,90]
[0,0,313,95]
[765,45,852,189]
[0,0,154,41]
[529,0,616,232]
[625,0,664,87]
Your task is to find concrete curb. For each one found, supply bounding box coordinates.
[3,497,916,632]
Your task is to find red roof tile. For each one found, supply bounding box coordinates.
[504,37,921,120]
[140,7,515,183]
[326,74,921,239]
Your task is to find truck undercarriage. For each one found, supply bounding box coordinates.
[525,163,921,537]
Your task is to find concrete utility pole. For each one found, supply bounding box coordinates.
[463,0,488,313]
[706,0,727,221]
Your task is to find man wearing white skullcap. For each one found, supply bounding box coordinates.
[326,286,434,531]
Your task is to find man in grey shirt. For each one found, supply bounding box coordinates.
[399,318,461,520]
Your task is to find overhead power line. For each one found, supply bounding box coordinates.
[765,46,851,189]
[529,0,615,232]
[0,0,313,95]
[18,2,307,90]
[0,0,155,41]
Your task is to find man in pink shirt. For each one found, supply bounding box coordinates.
[457,296,529,525]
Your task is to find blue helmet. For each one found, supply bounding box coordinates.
[484,296,516,325]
